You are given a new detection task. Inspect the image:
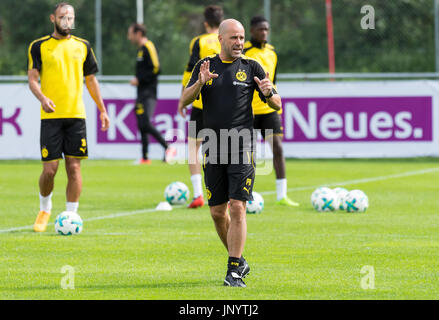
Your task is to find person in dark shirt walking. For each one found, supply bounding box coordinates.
[128,23,175,164]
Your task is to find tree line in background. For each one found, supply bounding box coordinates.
[0,0,435,76]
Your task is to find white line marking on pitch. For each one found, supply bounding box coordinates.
[0,208,156,234]
[259,167,439,196]
[0,167,438,234]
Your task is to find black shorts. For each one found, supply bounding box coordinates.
[40,118,88,162]
[188,107,203,140]
[203,151,256,206]
[253,111,283,140]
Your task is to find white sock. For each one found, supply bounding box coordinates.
[66,202,79,213]
[276,179,287,201]
[191,174,203,198]
[39,193,53,212]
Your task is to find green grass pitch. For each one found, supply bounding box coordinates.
[0,158,438,300]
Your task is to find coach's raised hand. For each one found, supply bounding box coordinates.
[198,60,218,85]
[254,72,281,111]
[179,60,219,109]
[254,72,273,97]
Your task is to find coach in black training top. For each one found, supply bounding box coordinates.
[180,19,282,288]
[187,54,268,135]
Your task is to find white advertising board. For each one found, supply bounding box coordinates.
[0,80,437,159]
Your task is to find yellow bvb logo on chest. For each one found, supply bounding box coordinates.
[236,69,247,82]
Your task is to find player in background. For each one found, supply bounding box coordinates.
[28,2,110,232]
[178,5,223,208]
[243,16,299,207]
[128,23,176,164]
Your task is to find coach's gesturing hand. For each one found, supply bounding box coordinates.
[254,72,273,97]
[180,60,219,110]
[198,60,218,85]
[254,72,282,111]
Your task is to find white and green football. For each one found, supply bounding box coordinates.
[54,211,83,236]
[345,190,369,213]
[312,187,338,212]
[164,181,190,205]
[333,187,349,210]
[311,187,331,208]
[246,191,264,214]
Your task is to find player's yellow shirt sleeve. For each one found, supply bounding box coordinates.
[145,40,160,74]
[182,33,221,110]
[244,41,281,115]
[182,71,192,88]
[182,36,200,87]
[28,35,98,120]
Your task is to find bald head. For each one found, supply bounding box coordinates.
[219,19,244,37]
[218,19,245,61]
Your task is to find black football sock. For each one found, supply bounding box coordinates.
[228,256,241,273]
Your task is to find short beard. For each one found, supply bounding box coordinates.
[55,22,71,36]
[230,48,242,59]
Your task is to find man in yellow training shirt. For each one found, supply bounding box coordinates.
[27,2,110,232]
[178,5,223,209]
[243,16,299,207]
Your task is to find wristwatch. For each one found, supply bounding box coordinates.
[264,90,274,99]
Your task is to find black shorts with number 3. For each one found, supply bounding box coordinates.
[40,118,88,162]
[203,151,256,206]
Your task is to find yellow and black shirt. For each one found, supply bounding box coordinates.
[28,35,98,119]
[136,40,160,98]
[243,39,280,115]
[182,33,221,109]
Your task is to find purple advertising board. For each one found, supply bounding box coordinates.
[281,97,432,142]
[98,99,182,144]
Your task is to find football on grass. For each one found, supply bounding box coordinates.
[333,187,349,210]
[344,190,369,213]
[246,191,264,214]
[54,211,83,235]
[312,187,338,212]
[164,181,190,205]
